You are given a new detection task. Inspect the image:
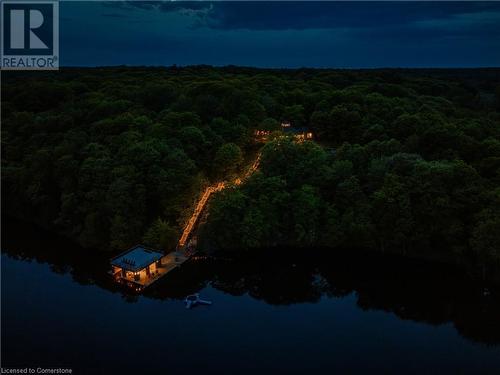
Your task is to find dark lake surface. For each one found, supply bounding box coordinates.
[2,217,500,374]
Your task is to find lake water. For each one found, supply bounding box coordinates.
[2,218,500,374]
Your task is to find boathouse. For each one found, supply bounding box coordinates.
[110,245,165,289]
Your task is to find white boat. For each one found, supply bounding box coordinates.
[185,293,212,309]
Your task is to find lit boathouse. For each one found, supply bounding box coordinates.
[110,245,167,290]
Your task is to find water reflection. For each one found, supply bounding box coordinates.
[2,216,499,345]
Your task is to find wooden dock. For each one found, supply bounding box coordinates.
[142,249,191,287]
[113,247,193,291]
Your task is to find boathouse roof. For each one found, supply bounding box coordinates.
[111,245,163,272]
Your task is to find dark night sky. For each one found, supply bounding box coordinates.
[60,1,500,68]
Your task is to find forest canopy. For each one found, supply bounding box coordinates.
[2,66,499,274]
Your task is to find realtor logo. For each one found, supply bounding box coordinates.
[1,0,59,69]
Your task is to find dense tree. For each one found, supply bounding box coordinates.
[471,188,500,267]
[372,174,414,252]
[214,143,243,177]
[282,105,305,127]
[143,218,178,250]
[327,105,363,142]
[2,66,499,279]
[259,117,281,132]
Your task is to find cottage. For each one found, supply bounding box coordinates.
[282,125,313,141]
[254,123,313,143]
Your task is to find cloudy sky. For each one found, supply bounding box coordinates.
[60,1,500,68]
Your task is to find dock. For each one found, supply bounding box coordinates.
[110,245,193,291]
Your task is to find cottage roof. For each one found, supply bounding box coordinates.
[111,245,163,272]
[283,127,309,134]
